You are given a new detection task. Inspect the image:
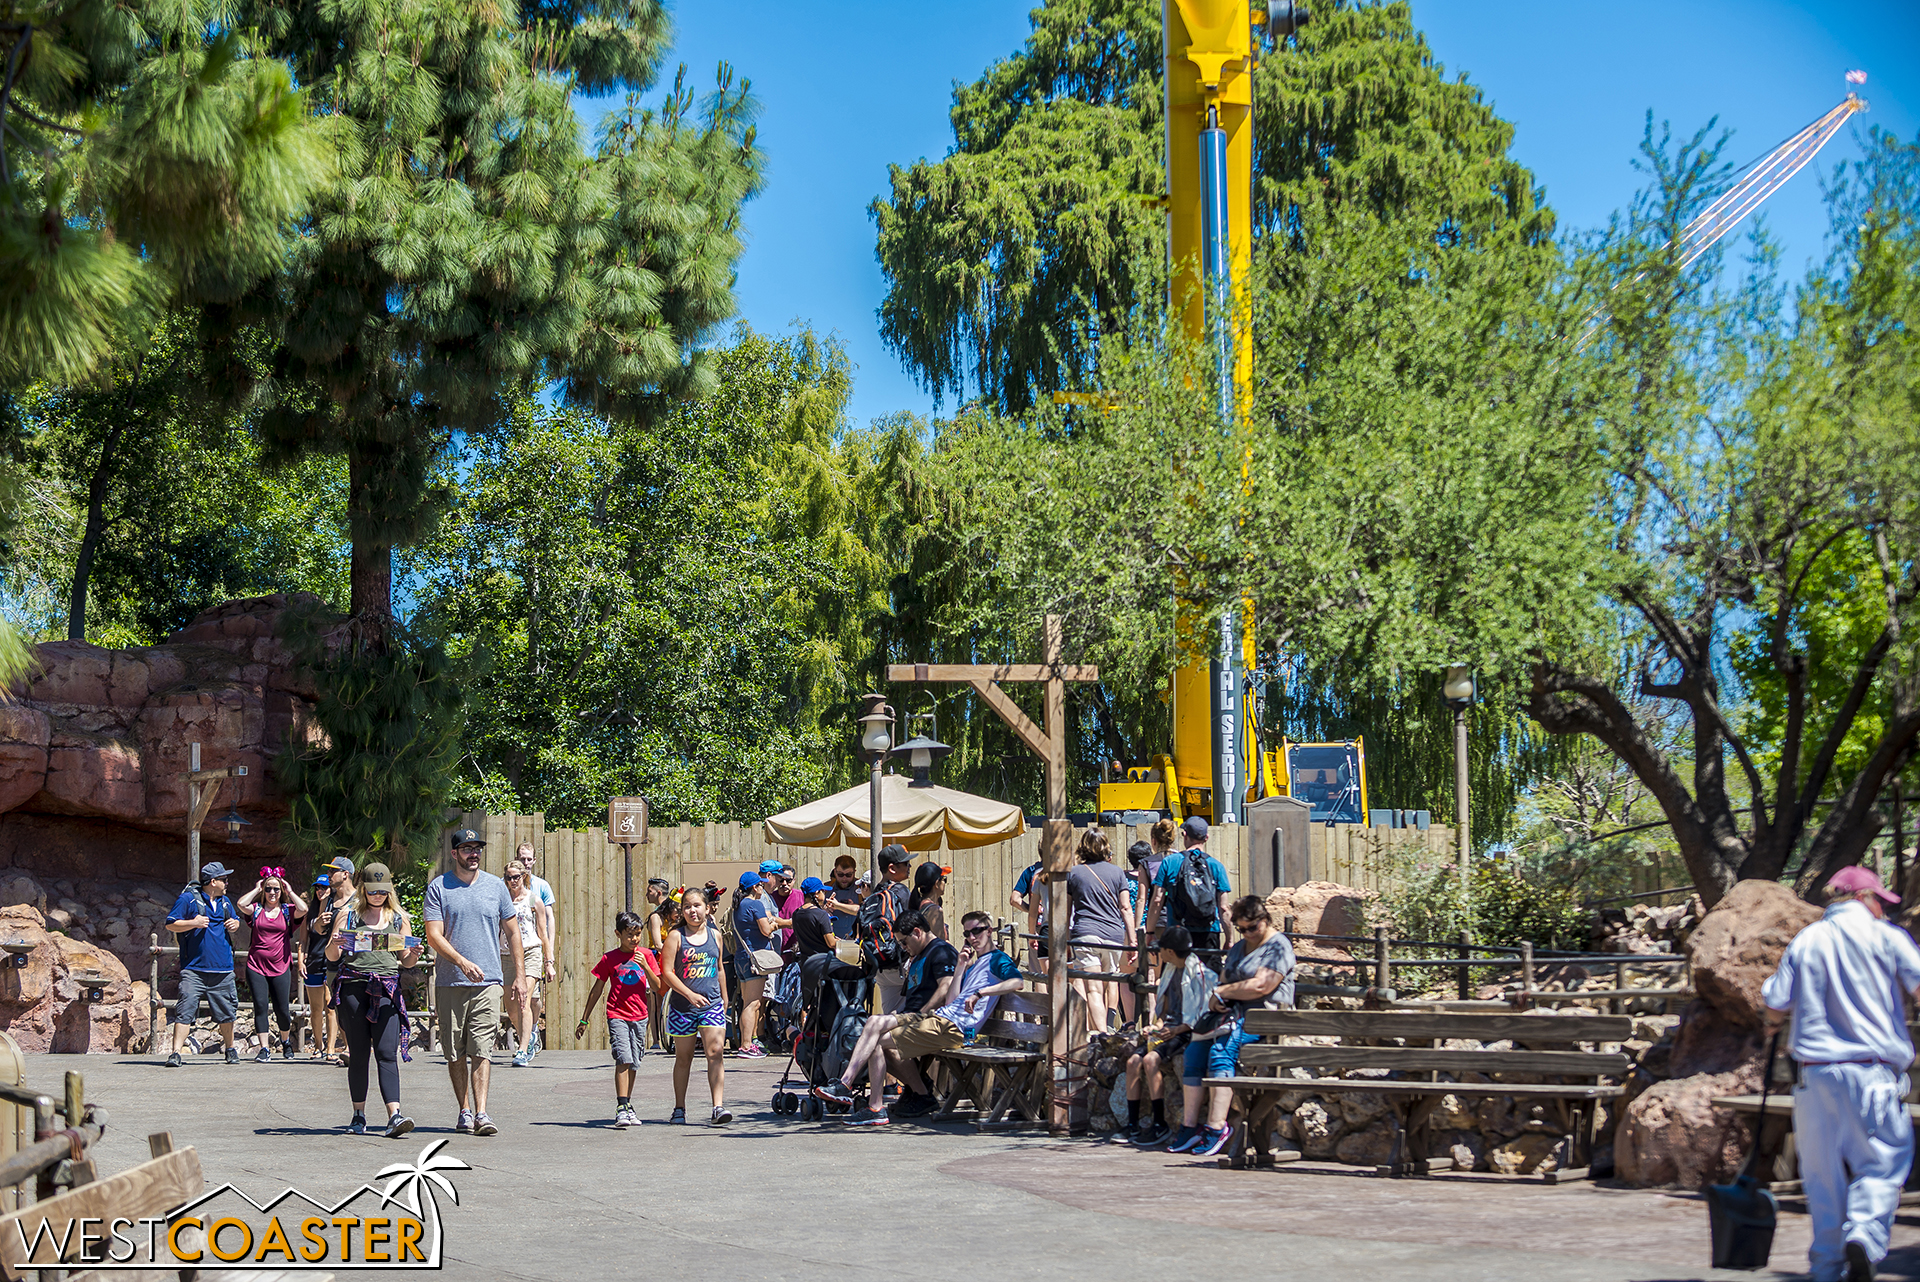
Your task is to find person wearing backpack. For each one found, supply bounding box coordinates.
[860,845,914,1013]
[1145,816,1232,964]
[163,862,244,1066]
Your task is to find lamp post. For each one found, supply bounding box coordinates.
[858,694,895,886]
[1441,665,1476,909]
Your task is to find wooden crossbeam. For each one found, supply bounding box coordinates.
[887,663,1098,684]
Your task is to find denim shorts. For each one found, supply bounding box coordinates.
[609,1018,648,1066]
[1182,1022,1253,1086]
[667,999,725,1038]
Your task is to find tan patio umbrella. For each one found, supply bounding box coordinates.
[762,774,1024,851]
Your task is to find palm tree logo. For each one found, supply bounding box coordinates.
[373,1139,470,1265]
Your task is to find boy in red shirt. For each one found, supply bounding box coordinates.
[575,911,658,1128]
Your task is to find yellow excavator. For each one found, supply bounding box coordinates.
[1095,0,1867,827]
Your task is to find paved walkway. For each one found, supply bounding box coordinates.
[20,1049,1920,1280]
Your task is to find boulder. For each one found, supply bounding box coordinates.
[0,871,47,913]
[0,902,145,1052]
[1264,881,1375,960]
[1616,1064,1759,1188]
[1334,1120,1401,1167]
[1291,1097,1338,1159]
[1487,1132,1563,1176]
[1686,879,1821,1029]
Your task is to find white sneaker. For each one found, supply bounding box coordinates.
[613,1107,632,1130]
[709,1106,733,1126]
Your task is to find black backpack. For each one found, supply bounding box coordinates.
[858,882,907,969]
[1167,849,1219,930]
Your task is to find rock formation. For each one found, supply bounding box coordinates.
[1264,881,1375,960]
[0,903,148,1053]
[1615,879,1822,1188]
[0,593,345,882]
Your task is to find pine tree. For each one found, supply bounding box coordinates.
[219,0,761,648]
[0,4,328,386]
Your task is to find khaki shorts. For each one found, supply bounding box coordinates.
[890,1012,963,1059]
[1069,942,1118,975]
[438,985,502,1060]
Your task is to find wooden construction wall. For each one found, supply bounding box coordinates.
[441,812,1451,1052]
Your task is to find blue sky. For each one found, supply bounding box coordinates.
[622,1,1918,432]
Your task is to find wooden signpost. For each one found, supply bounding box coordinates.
[889,614,1098,1134]
[608,797,648,911]
[180,742,246,884]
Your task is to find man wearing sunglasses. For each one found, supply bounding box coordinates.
[814,911,1023,1125]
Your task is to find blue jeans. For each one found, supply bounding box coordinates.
[1181,1023,1253,1087]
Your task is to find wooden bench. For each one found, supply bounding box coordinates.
[923,992,1052,1130]
[1205,1008,1633,1179]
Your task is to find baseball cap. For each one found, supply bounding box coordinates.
[738,871,763,889]
[758,859,785,876]
[880,844,912,866]
[449,828,486,848]
[328,856,357,873]
[1180,815,1209,841]
[359,862,396,893]
[312,872,332,888]
[800,876,825,895]
[199,862,234,882]
[1828,865,1899,903]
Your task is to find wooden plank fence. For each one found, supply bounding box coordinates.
[440,812,1454,1052]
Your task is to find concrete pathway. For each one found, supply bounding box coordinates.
[20,1049,1920,1281]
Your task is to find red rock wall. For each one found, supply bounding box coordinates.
[0,593,347,878]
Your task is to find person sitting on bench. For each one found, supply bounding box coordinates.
[1112,926,1196,1148]
[812,910,1013,1125]
[1170,896,1294,1157]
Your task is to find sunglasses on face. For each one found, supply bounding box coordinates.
[1232,920,1256,931]
[962,925,991,937]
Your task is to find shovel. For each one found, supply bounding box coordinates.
[1705,1032,1781,1271]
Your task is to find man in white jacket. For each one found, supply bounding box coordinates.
[1763,865,1920,1282]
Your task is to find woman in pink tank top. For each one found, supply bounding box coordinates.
[237,871,308,1062]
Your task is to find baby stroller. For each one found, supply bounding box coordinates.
[772,950,871,1122]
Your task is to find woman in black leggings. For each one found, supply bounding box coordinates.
[325,861,420,1137]
[236,871,306,1061]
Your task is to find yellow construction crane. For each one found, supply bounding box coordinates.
[1097,27,1868,825]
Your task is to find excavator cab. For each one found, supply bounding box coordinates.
[1277,740,1369,825]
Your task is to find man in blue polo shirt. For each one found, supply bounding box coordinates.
[164,861,242,1066]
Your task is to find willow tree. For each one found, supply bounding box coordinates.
[869,0,1562,834]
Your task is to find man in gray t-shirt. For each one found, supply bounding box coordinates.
[422,829,525,1136]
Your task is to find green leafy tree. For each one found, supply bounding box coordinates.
[220,0,761,646]
[870,0,1562,829]
[1521,131,1920,904]
[408,328,892,826]
[202,0,759,860]
[13,312,347,643]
